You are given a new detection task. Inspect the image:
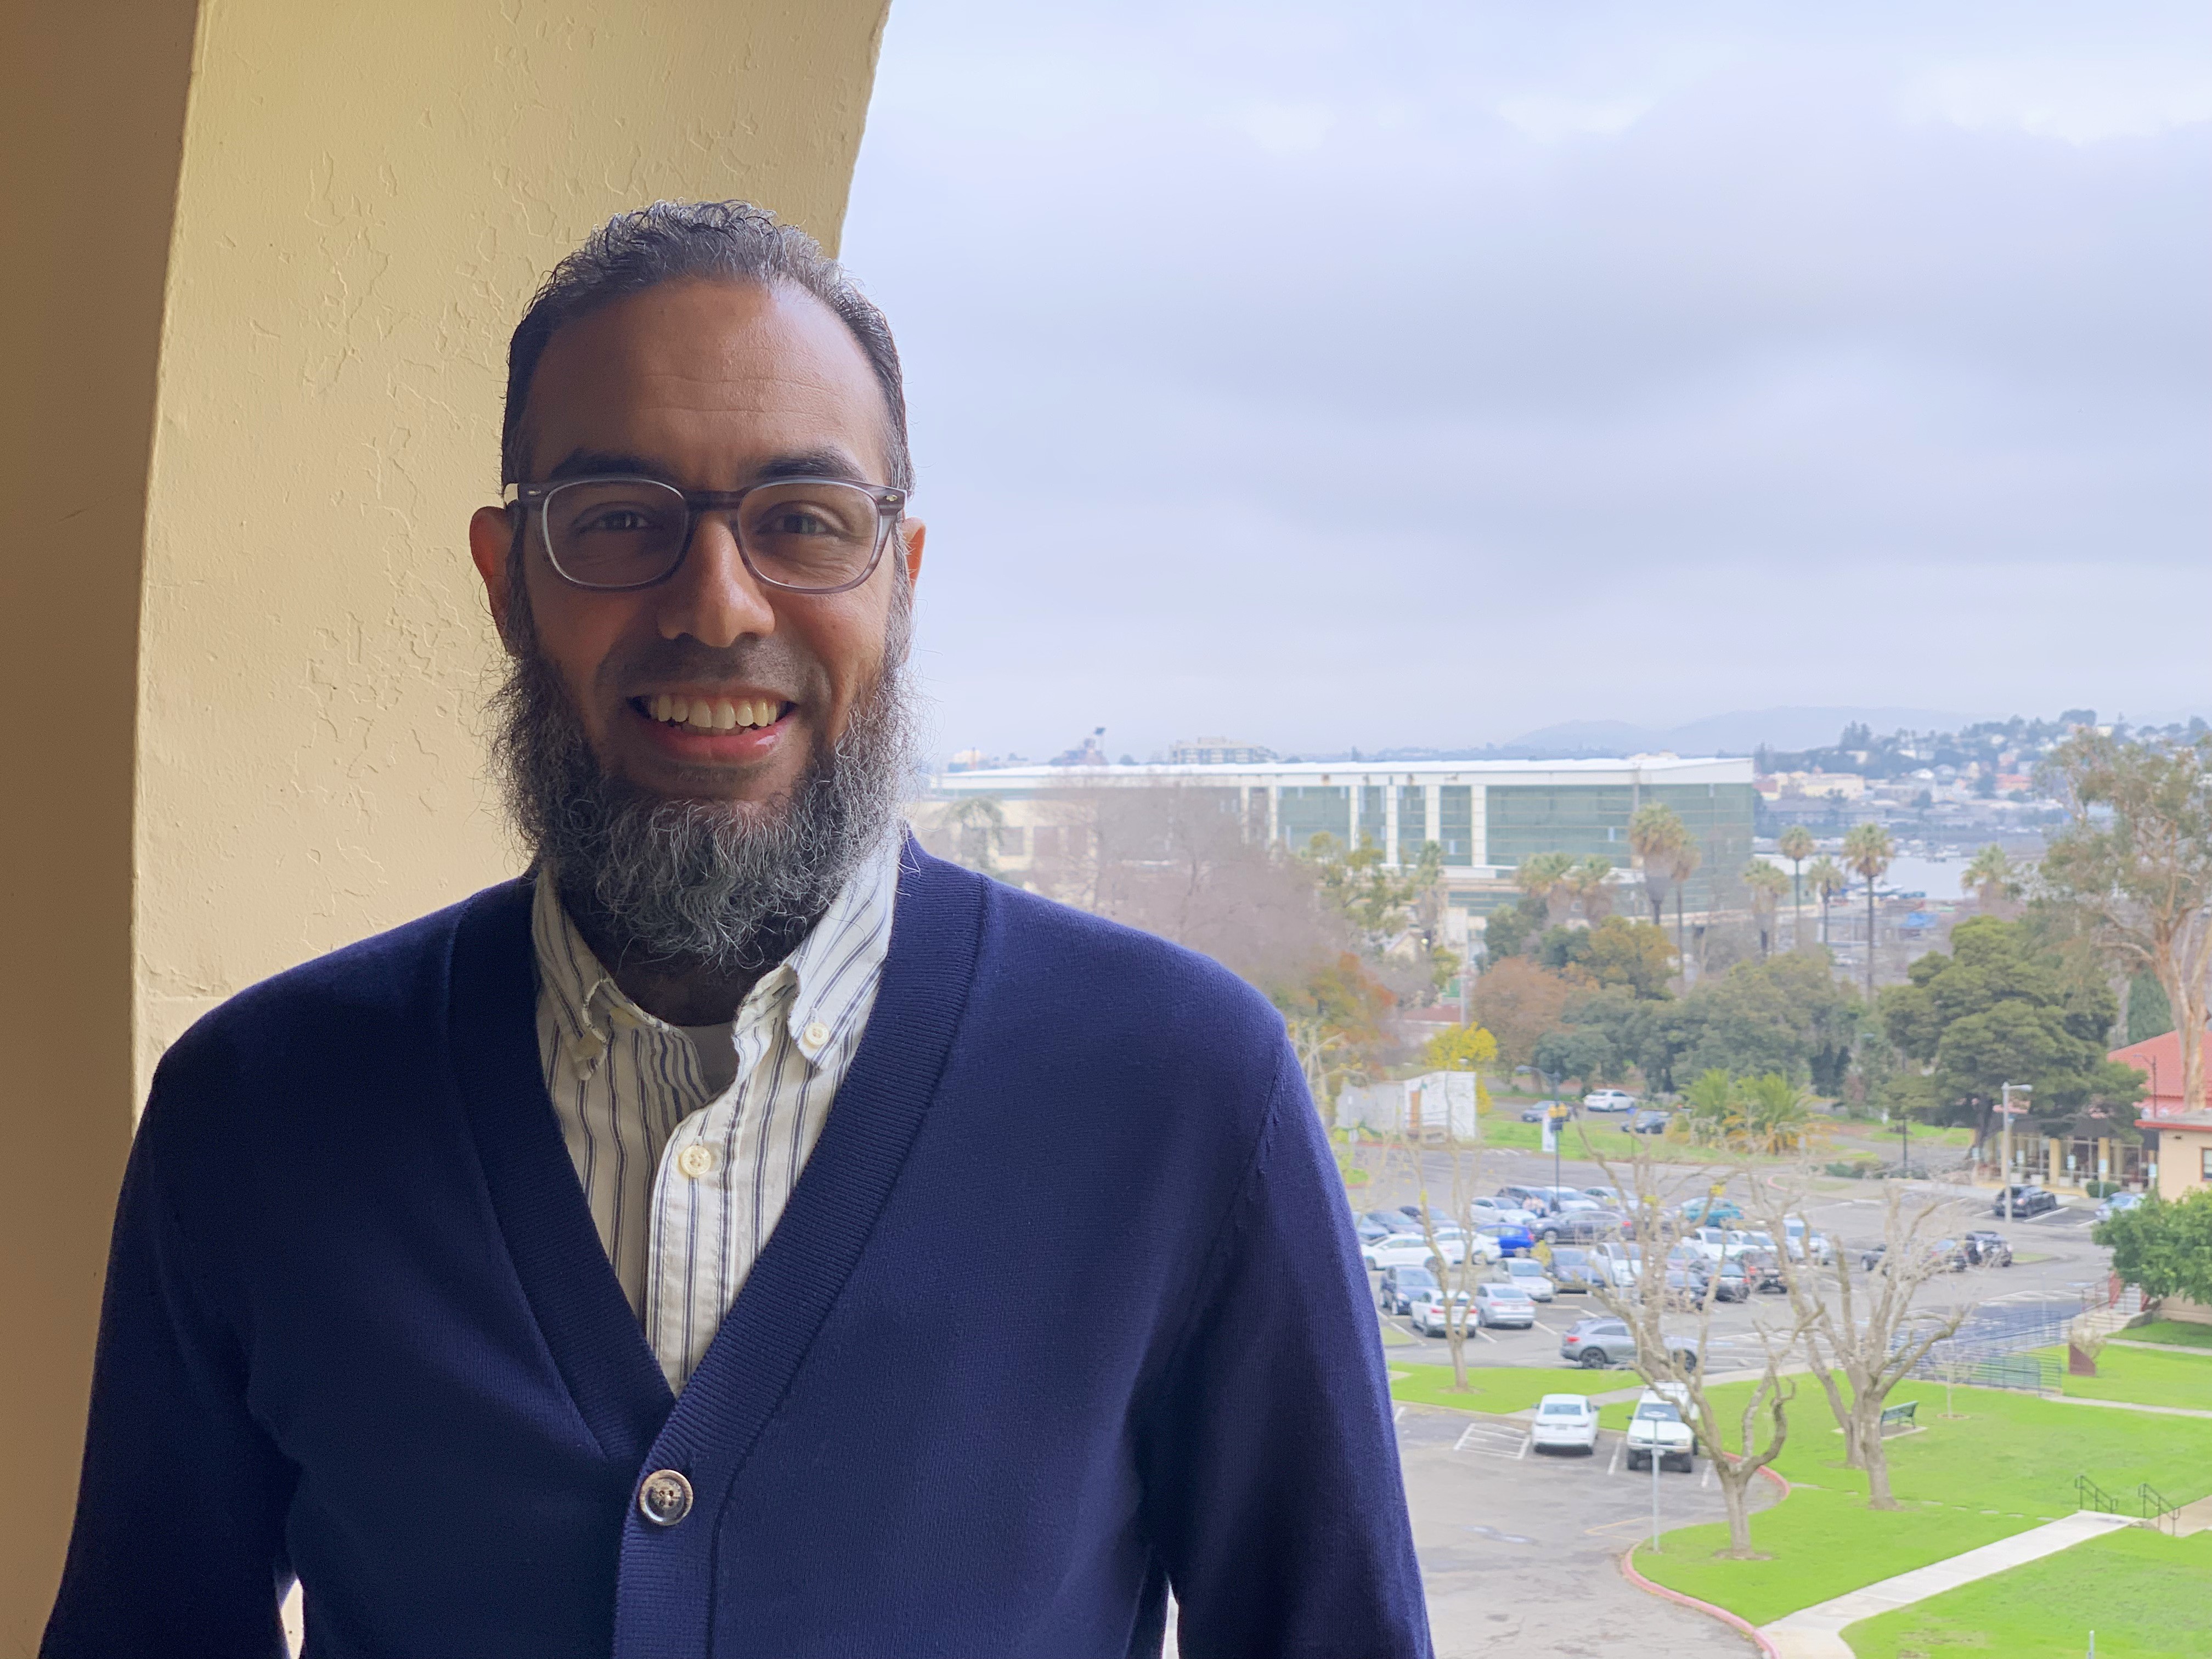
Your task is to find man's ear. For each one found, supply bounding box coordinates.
[900,517,926,590]
[470,505,518,645]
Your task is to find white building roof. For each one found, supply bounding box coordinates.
[934,754,1754,792]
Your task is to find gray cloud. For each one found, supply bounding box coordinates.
[840,0,2212,759]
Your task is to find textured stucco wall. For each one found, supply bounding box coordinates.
[136,0,892,1097]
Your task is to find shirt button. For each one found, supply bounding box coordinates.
[802,1021,831,1051]
[637,1469,693,1527]
[676,1144,715,1179]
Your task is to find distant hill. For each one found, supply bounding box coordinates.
[1504,706,1988,758]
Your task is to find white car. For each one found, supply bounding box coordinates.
[1626,1387,1697,1472]
[1498,1259,1556,1301]
[1364,1233,1466,1271]
[1530,1393,1600,1454]
[1583,1090,1638,1114]
[1412,1291,1474,1337]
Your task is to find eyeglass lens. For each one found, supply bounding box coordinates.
[543,478,883,591]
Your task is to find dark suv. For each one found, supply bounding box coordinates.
[1376,1265,1439,1316]
[1993,1185,2060,1218]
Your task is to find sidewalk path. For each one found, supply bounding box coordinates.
[1757,1510,2137,1658]
[2048,1394,2212,1421]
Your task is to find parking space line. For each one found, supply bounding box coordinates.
[1516,1433,1532,1460]
[1606,1437,1623,1476]
[1453,1424,1476,1453]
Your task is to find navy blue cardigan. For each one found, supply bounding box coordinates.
[46,849,1427,1658]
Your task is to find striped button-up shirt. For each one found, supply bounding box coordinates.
[532,839,901,1390]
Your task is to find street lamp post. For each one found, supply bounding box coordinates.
[1999,1083,2030,1218]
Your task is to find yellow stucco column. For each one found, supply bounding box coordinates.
[2,2,890,1643]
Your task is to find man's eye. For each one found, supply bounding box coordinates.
[761,510,837,537]
[577,509,657,534]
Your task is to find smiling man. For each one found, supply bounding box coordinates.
[44,202,1427,1659]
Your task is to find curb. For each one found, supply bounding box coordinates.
[1616,1463,1792,1658]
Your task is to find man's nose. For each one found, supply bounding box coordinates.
[657,512,776,647]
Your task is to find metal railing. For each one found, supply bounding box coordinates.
[2076,1475,2179,1532]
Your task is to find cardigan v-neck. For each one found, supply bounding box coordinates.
[48,845,1428,1659]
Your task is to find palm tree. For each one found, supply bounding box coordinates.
[1515,850,1578,927]
[1743,860,1791,958]
[1737,1073,1816,1153]
[1806,856,1846,947]
[1778,825,1815,949]
[1666,830,1703,974]
[1571,854,1616,926]
[1679,1068,1739,1146]
[1842,821,1895,1001]
[1961,843,2016,911]
[1628,803,1686,929]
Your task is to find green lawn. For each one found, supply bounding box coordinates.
[1843,1526,2212,1658]
[1388,1365,1620,1415]
[1617,1375,2212,1626]
[2127,1319,2212,1351]
[1635,1489,2033,1629]
[2055,1344,2212,1412]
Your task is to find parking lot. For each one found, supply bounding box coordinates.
[1361,1147,2121,1652]
[1397,1401,1773,1657]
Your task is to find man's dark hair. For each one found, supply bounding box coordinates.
[501,200,911,490]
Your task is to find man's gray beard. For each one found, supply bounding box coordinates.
[488,605,915,979]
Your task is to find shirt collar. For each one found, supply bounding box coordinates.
[530,834,902,1073]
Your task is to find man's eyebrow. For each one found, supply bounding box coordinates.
[540,448,875,487]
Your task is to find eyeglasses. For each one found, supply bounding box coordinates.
[503,474,907,594]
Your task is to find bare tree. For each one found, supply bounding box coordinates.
[1583,1135,1802,1556]
[1397,1130,1493,1393]
[1748,1175,1969,1509]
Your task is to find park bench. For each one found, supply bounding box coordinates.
[1878,1401,1918,1435]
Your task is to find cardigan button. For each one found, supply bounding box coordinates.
[637,1469,694,1527]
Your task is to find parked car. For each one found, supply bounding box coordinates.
[1520,1099,1569,1124]
[1557,1316,1703,1371]
[1398,1204,1457,1229]
[1363,1210,1421,1235]
[1689,1261,1751,1303]
[1583,1185,1623,1206]
[1679,1197,1743,1224]
[1536,1210,1621,1245]
[1496,1184,1556,1214]
[1627,1109,1673,1135]
[1472,1283,1537,1329]
[1376,1264,1439,1315]
[1993,1184,2061,1218]
[1356,1217,1391,1248]
[1962,1230,2013,1267]
[1412,1290,1475,1338]
[1583,1089,1638,1114]
[1626,1389,1697,1473]
[2096,1191,2144,1223]
[1784,1217,1833,1265]
[1530,1393,1600,1454]
[1547,1248,1608,1293]
[1497,1258,1556,1301]
[1365,1233,1464,1271]
[1472,1222,1532,1259]
[1737,1249,1788,1293]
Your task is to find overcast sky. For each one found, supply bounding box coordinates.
[839,0,2211,761]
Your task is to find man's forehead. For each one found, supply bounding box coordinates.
[523,279,888,478]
